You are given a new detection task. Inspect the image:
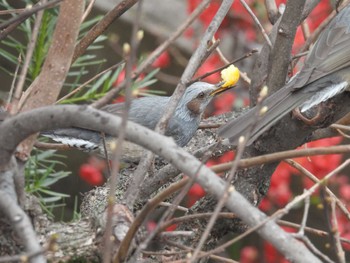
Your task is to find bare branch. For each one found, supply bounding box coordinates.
[266,0,306,95]
[72,0,139,62]
[11,0,46,113]
[0,105,323,262]
[0,0,61,40]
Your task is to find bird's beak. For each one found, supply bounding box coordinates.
[210,81,236,96]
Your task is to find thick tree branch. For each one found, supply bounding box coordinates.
[0,190,45,263]
[16,0,84,161]
[266,0,306,95]
[72,0,139,62]
[0,105,322,262]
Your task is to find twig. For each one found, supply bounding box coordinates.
[213,36,252,84]
[126,173,201,262]
[11,0,45,114]
[298,193,310,236]
[331,197,346,263]
[278,220,350,245]
[0,9,26,15]
[239,0,272,47]
[300,19,310,41]
[7,55,21,107]
[0,0,61,41]
[135,145,222,262]
[0,248,45,263]
[119,0,214,234]
[276,160,350,220]
[331,123,350,132]
[197,160,350,261]
[0,105,324,262]
[320,187,343,263]
[56,61,125,104]
[213,144,350,173]
[115,178,188,263]
[191,80,269,261]
[104,2,144,263]
[297,235,335,263]
[16,0,84,161]
[286,159,350,221]
[163,240,239,263]
[72,0,139,62]
[159,212,236,232]
[91,0,211,109]
[190,139,243,260]
[81,0,96,22]
[135,0,210,76]
[190,49,258,84]
[159,202,188,212]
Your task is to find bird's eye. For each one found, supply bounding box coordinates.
[197,92,205,99]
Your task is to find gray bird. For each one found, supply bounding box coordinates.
[42,82,231,160]
[219,4,350,145]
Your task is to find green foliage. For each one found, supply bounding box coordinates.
[25,149,70,216]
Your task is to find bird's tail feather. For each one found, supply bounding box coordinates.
[218,87,306,145]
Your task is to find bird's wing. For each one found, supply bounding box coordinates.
[100,103,125,115]
[292,5,350,89]
[100,102,145,124]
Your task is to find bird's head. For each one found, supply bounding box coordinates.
[176,81,234,120]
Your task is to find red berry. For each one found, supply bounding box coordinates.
[79,164,104,186]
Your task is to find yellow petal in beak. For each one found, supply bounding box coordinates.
[210,65,240,96]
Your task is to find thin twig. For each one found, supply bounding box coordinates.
[163,240,239,263]
[115,178,188,262]
[278,220,350,245]
[0,9,26,15]
[239,0,272,47]
[190,49,258,84]
[213,144,350,173]
[195,159,350,261]
[81,0,96,22]
[11,0,45,113]
[159,202,188,212]
[91,0,211,109]
[0,0,61,40]
[298,193,310,235]
[213,36,252,84]
[159,212,236,232]
[56,61,125,104]
[277,160,350,220]
[104,2,144,263]
[0,104,324,263]
[297,235,335,263]
[286,159,350,221]
[7,55,21,107]
[72,0,139,62]
[191,80,269,261]
[331,197,346,263]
